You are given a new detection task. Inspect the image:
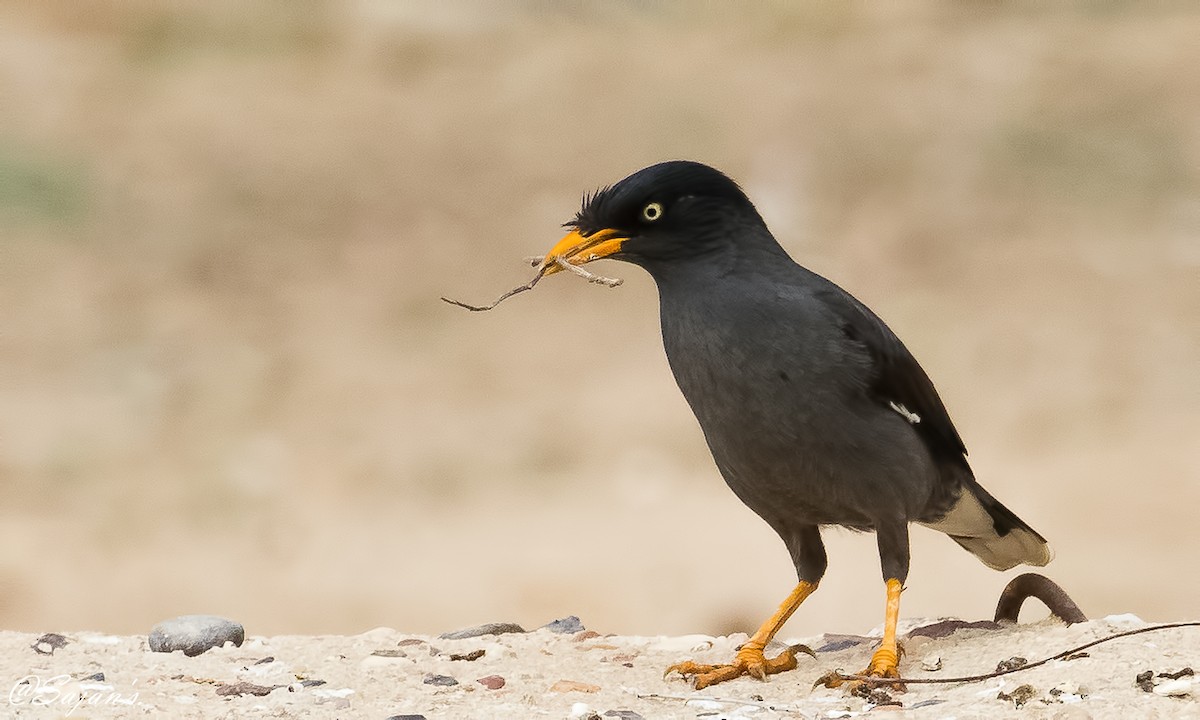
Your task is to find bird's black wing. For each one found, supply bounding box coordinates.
[811,281,969,470]
[804,274,1047,542]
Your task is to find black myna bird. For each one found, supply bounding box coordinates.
[535,161,1051,689]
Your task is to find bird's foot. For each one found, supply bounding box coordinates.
[665,643,815,690]
[815,643,906,693]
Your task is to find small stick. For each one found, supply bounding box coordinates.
[440,264,549,312]
[441,256,623,312]
[551,255,623,287]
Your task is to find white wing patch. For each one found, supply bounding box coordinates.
[888,400,921,424]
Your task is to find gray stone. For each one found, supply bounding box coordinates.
[215,681,279,696]
[32,633,70,655]
[908,619,1000,639]
[148,615,245,656]
[542,616,584,634]
[814,634,870,652]
[438,622,525,640]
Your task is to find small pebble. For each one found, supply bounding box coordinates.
[569,702,600,719]
[149,615,244,657]
[997,684,1038,708]
[1049,680,1086,702]
[476,675,505,690]
[1136,670,1155,692]
[449,649,485,661]
[604,711,645,720]
[550,680,601,693]
[543,616,585,634]
[908,619,999,639]
[422,673,458,687]
[815,635,869,653]
[215,681,278,697]
[863,688,896,706]
[32,633,71,655]
[995,656,1028,673]
[439,622,526,640]
[920,654,942,671]
[1153,678,1193,697]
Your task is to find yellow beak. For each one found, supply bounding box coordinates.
[540,228,625,275]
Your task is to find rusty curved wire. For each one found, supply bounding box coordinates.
[993,573,1087,625]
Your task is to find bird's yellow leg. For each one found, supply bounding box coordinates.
[665,581,818,690]
[818,578,905,691]
[865,578,903,679]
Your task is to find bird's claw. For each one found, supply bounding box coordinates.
[816,643,906,693]
[665,643,815,690]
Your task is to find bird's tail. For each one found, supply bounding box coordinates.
[917,478,1052,571]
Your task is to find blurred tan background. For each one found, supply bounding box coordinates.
[2,1,1198,639]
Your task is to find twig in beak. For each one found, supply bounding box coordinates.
[441,255,624,312]
[551,255,623,287]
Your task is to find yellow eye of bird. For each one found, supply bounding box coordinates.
[642,202,664,222]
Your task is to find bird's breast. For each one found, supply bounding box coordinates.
[660,287,862,455]
[657,284,927,524]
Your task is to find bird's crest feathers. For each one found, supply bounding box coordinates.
[566,161,751,237]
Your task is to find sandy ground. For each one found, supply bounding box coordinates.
[3,615,1196,719]
[2,0,1199,686]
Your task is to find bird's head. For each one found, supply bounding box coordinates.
[539,161,768,278]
